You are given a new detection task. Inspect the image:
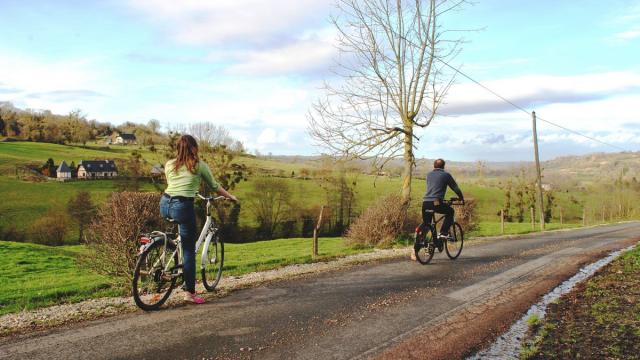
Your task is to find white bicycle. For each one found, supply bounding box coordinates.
[132,194,226,311]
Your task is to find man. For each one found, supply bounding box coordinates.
[418,158,464,252]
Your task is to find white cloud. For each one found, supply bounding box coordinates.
[613,29,640,41]
[442,71,640,116]
[0,54,111,115]
[126,0,331,46]
[224,29,337,76]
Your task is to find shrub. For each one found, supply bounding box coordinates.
[29,210,69,246]
[0,224,25,242]
[455,198,478,233]
[85,192,163,289]
[345,194,407,248]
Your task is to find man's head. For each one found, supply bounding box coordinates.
[434,158,445,169]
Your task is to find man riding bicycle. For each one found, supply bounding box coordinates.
[416,158,464,253]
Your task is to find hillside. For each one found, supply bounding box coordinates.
[0,141,637,244]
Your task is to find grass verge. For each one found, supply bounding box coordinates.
[520,244,640,359]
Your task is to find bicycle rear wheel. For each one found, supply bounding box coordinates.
[201,235,224,291]
[415,225,435,265]
[445,222,464,260]
[132,240,179,311]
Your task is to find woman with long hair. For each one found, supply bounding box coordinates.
[160,134,237,304]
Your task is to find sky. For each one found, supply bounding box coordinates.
[1,0,639,161]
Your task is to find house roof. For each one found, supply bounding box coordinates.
[57,160,71,173]
[151,164,164,175]
[79,160,118,173]
[117,133,136,140]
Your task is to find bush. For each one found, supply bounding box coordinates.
[455,198,478,233]
[85,192,163,289]
[29,210,69,246]
[0,224,25,242]
[345,194,407,248]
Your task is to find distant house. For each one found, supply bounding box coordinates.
[77,160,118,179]
[56,161,72,180]
[115,133,136,145]
[150,164,164,177]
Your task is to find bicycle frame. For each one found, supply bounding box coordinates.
[146,195,225,277]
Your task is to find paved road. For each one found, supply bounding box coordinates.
[1,223,639,360]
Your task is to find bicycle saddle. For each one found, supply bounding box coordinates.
[164,217,176,223]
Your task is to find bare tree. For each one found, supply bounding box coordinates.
[247,177,292,239]
[188,122,233,150]
[309,0,466,202]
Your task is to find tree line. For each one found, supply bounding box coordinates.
[0,102,165,146]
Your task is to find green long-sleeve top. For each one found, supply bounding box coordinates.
[164,160,220,198]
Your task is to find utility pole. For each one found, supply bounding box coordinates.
[531,111,545,231]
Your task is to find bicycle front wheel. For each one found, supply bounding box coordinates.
[132,241,178,311]
[201,235,224,291]
[445,222,464,260]
[415,226,435,265]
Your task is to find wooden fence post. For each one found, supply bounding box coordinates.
[500,209,505,234]
[531,207,535,231]
[313,206,325,258]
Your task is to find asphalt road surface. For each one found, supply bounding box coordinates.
[1,222,639,360]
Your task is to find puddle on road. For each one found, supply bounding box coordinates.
[468,243,637,360]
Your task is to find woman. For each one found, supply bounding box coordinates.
[160,135,237,304]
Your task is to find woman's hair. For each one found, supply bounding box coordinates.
[173,135,199,173]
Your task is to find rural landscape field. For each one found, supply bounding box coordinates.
[1,136,637,315]
[1,0,639,359]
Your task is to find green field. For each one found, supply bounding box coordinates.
[0,241,116,315]
[0,237,370,316]
[0,141,618,242]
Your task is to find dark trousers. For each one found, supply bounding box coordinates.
[159,195,197,293]
[422,201,454,235]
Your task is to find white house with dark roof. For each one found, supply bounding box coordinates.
[150,163,164,177]
[115,133,137,145]
[77,160,118,179]
[56,161,72,179]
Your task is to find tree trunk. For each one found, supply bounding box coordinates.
[401,125,414,204]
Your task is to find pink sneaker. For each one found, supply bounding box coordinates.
[184,292,205,304]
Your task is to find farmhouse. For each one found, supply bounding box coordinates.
[77,160,118,179]
[56,161,72,180]
[150,164,164,177]
[115,133,136,145]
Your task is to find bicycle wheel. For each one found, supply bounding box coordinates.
[132,240,179,311]
[445,222,464,260]
[414,225,435,265]
[201,235,224,291]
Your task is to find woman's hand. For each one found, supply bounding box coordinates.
[228,194,238,203]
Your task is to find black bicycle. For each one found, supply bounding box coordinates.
[414,198,465,265]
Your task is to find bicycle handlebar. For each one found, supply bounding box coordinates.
[445,198,465,205]
[196,193,229,202]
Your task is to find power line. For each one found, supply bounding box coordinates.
[434,57,627,151]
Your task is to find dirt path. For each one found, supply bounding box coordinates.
[0,222,638,360]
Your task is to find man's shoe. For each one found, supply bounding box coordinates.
[436,234,450,252]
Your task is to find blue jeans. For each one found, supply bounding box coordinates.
[159,195,197,293]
